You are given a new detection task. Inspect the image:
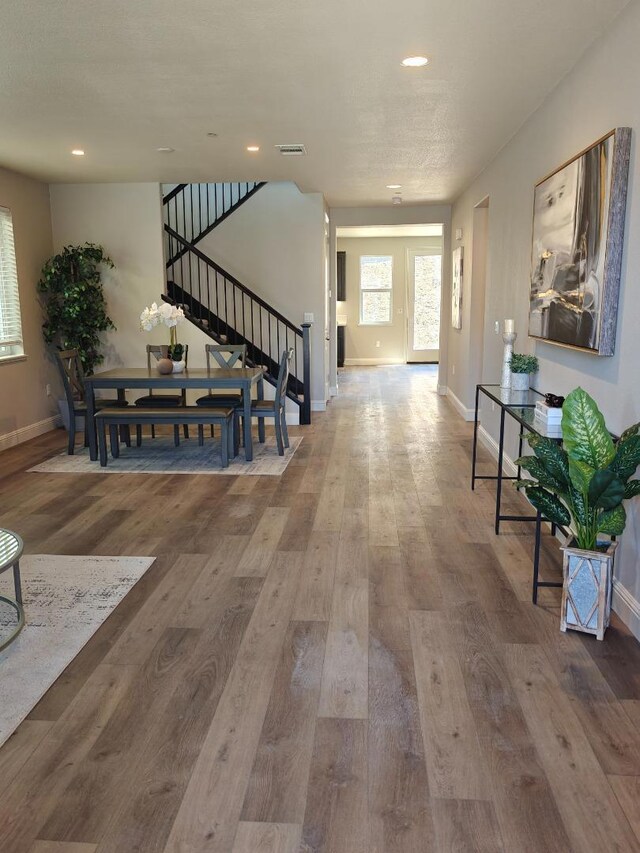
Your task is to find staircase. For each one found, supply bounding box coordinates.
[164,182,265,266]
[162,183,311,424]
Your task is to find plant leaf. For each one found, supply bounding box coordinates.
[568,483,588,529]
[514,456,567,494]
[568,458,595,494]
[620,422,640,442]
[562,387,615,469]
[597,504,626,536]
[521,486,570,527]
[610,435,640,483]
[587,469,625,510]
[526,434,570,486]
[624,480,640,500]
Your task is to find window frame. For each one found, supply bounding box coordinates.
[358,254,393,326]
[0,206,25,364]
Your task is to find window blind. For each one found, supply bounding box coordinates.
[0,206,24,352]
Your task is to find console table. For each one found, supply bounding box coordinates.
[471,384,565,603]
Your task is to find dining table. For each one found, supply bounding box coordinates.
[83,366,265,463]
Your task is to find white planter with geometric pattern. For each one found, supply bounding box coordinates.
[560,539,617,641]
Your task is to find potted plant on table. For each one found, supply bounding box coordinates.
[516,387,640,640]
[509,353,539,391]
[38,243,115,430]
[140,301,186,372]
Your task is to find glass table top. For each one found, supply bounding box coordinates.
[506,406,563,439]
[0,529,23,574]
[479,384,544,408]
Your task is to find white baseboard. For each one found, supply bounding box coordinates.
[612,578,640,641]
[311,400,327,412]
[344,357,405,366]
[437,383,447,396]
[477,424,519,477]
[446,388,474,421]
[0,415,61,451]
[329,386,338,397]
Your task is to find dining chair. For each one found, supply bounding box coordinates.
[242,348,292,456]
[195,343,247,444]
[133,344,189,446]
[54,349,130,455]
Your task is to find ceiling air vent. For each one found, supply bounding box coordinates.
[275,143,307,156]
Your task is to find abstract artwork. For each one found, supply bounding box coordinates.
[529,128,630,356]
[452,246,463,330]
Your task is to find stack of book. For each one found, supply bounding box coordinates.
[534,401,563,438]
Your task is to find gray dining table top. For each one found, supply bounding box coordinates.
[84,367,264,385]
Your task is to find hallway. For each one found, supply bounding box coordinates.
[0,365,639,852]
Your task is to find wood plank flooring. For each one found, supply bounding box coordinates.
[1,365,639,852]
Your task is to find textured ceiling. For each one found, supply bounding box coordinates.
[0,0,629,206]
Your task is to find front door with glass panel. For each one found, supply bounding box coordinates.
[407,249,442,362]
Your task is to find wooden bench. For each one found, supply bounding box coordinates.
[95,406,236,468]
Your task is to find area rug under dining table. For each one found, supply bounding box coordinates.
[28,435,303,476]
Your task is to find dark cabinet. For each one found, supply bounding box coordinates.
[337,325,345,368]
[337,251,346,302]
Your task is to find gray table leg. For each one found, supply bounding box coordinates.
[243,381,253,461]
[85,380,98,461]
[257,376,265,444]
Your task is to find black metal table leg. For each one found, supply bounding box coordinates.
[494,407,507,534]
[471,384,480,490]
[532,510,542,604]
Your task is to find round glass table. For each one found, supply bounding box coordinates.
[0,528,25,651]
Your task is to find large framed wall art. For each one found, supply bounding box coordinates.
[528,127,631,356]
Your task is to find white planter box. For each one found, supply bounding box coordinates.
[560,539,617,641]
[510,372,530,391]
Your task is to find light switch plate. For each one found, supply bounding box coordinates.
[304,312,314,324]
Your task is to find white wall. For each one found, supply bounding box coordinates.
[49,183,206,375]
[196,182,327,408]
[0,167,56,448]
[336,235,442,363]
[449,0,640,634]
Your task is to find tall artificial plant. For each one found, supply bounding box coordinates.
[516,387,640,551]
[38,243,115,374]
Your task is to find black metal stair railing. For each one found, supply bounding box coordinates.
[163,182,266,266]
[164,224,311,424]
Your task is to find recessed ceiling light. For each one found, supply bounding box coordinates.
[386,184,402,189]
[246,145,260,152]
[71,149,85,156]
[402,56,429,67]
[156,147,175,152]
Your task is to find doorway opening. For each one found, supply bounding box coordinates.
[335,223,444,368]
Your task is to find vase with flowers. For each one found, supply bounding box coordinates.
[140,301,186,373]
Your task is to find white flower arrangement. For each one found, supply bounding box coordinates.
[140,300,186,358]
[139,301,185,331]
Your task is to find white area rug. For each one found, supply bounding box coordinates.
[0,554,155,748]
[28,435,303,476]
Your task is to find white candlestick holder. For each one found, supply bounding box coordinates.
[501,331,517,389]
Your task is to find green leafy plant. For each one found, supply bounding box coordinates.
[38,243,115,374]
[510,353,539,374]
[516,387,640,551]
